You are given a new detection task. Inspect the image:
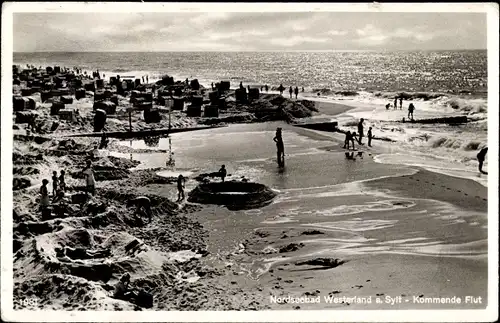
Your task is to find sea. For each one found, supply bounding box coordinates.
[13,50,489,185]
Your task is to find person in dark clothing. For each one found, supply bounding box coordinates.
[51,171,59,196]
[219,165,227,182]
[99,131,109,149]
[211,82,214,90]
[386,103,390,110]
[399,97,403,110]
[302,87,305,93]
[177,174,185,201]
[477,147,488,174]
[367,127,373,147]
[394,97,398,110]
[350,132,358,149]
[408,103,415,120]
[279,84,284,95]
[357,118,365,145]
[289,86,293,98]
[265,84,269,92]
[294,86,299,99]
[239,81,244,90]
[343,131,352,149]
[273,127,285,167]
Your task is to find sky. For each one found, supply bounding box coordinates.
[13,12,487,52]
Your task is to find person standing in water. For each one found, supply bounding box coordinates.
[294,86,299,99]
[477,147,488,174]
[273,127,285,167]
[177,174,185,201]
[367,127,373,147]
[289,86,293,98]
[357,118,365,145]
[408,103,415,120]
[343,131,352,149]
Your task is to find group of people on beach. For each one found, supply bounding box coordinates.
[343,118,374,151]
[386,97,416,120]
[39,170,67,215]
[275,84,304,99]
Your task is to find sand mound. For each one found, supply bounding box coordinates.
[14,274,136,310]
[188,181,276,210]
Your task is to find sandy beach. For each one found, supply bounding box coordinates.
[9,61,488,314]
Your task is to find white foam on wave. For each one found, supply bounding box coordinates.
[373,153,488,187]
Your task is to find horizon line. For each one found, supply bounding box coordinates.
[13,49,487,53]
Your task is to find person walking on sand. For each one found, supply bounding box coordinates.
[289,86,293,98]
[51,171,59,196]
[273,127,285,167]
[177,174,186,201]
[39,179,50,213]
[357,118,365,145]
[294,86,299,99]
[408,103,415,120]
[219,165,227,182]
[367,127,373,147]
[477,147,488,174]
[394,97,398,110]
[399,97,403,110]
[82,160,96,196]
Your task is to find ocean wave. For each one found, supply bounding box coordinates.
[443,98,487,114]
[311,88,359,96]
[373,91,447,101]
[429,136,487,151]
